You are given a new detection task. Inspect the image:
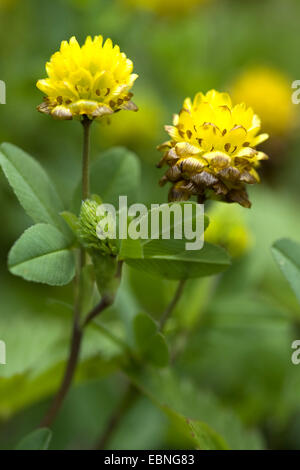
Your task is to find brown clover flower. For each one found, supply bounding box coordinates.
[157,90,269,208]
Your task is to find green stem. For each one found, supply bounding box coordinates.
[92,281,188,446]
[94,382,138,450]
[81,116,92,200]
[39,295,113,429]
[38,116,111,429]
[159,279,186,331]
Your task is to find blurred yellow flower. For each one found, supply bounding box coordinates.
[123,0,208,16]
[0,0,17,9]
[158,90,269,208]
[232,67,294,136]
[37,35,138,121]
[205,203,253,258]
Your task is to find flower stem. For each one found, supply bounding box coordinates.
[39,322,82,428]
[81,116,92,200]
[94,382,138,450]
[39,115,113,429]
[40,295,112,429]
[159,279,186,330]
[39,295,113,429]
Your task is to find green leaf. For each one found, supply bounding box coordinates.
[128,369,264,450]
[0,284,124,418]
[124,241,230,280]
[133,313,169,367]
[91,147,140,205]
[165,407,229,450]
[119,237,143,259]
[272,238,300,304]
[134,312,157,348]
[8,223,76,286]
[60,211,79,235]
[187,419,229,450]
[15,428,52,450]
[0,143,67,233]
[145,333,169,368]
[73,146,141,210]
[120,202,225,280]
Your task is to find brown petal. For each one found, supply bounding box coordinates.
[235,147,257,159]
[191,171,219,187]
[175,142,201,156]
[183,181,199,195]
[159,175,168,186]
[239,171,257,184]
[218,166,241,182]
[92,105,114,118]
[37,101,51,115]
[212,181,229,196]
[157,141,172,152]
[51,106,73,120]
[234,157,252,170]
[156,151,169,168]
[168,184,190,202]
[121,101,138,112]
[204,152,231,169]
[227,189,251,208]
[179,157,207,173]
[165,165,182,182]
[166,148,180,164]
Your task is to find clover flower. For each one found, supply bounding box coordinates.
[232,67,295,137]
[157,90,269,208]
[36,35,138,121]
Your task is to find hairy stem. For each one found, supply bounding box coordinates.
[81,116,92,201]
[159,279,186,330]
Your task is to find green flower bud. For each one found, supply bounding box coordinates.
[78,199,118,256]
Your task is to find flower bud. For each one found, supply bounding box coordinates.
[78,199,118,256]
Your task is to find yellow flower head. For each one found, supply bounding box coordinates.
[157,89,269,208]
[232,67,294,136]
[124,0,208,17]
[205,203,253,258]
[36,35,138,121]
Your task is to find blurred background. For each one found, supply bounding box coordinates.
[0,0,300,450]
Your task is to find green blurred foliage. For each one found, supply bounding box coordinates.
[1,0,300,450]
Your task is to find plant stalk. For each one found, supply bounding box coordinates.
[39,117,112,429]
[92,280,187,446]
[81,116,92,201]
[94,383,138,450]
[159,279,186,330]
